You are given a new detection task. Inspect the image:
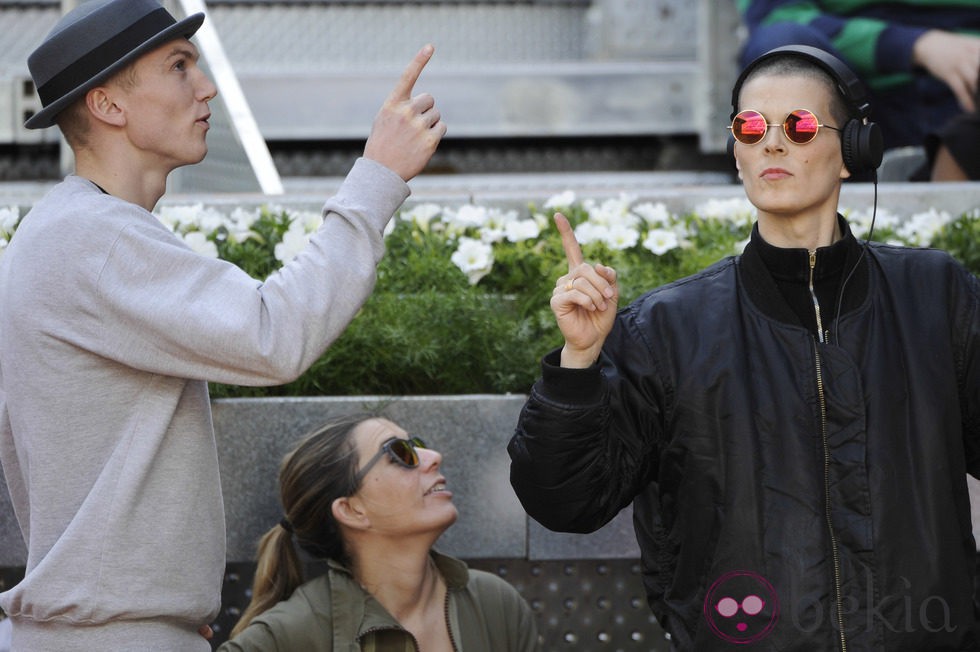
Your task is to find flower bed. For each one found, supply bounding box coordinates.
[2,194,977,397]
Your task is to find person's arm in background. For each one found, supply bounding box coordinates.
[913,30,980,113]
[736,0,979,98]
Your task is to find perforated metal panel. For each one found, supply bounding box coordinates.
[2,560,671,649]
[212,559,671,651]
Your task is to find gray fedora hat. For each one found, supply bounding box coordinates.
[25,0,204,129]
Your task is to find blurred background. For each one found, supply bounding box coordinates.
[0,0,740,187]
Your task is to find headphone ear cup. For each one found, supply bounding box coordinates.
[859,120,884,171]
[841,119,884,174]
[841,119,861,174]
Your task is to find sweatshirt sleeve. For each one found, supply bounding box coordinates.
[59,157,409,386]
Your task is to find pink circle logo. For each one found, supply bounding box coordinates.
[703,570,779,644]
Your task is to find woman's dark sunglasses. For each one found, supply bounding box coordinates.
[728,108,840,145]
[354,436,427,484]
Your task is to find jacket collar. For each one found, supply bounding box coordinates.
[325,550,469,648]
[739,214,869,333]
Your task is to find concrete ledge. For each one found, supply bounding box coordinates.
[1,178,977,221]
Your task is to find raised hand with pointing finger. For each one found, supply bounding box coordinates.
[363,44,447,182]
[549,212,619,369]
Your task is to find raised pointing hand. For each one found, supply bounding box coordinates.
[550,213,619,368]
[363,44,447,181]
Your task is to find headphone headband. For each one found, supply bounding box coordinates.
[728,43,883,175]
[729,44,871,121]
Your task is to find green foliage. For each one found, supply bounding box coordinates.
[929,212,980,274]
[5,197,974,397]
[202,200,979,397]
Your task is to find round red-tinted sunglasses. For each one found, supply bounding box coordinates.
[354,436,427,484]
[728,108,840,145]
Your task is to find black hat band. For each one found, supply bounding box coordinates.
[37,7,175,107]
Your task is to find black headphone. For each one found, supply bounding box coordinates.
[729,44,884,175]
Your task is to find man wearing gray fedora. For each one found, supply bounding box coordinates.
[0,0,445,649]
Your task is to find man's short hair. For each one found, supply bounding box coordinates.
[55,63,140,150]
[738,55,852,130]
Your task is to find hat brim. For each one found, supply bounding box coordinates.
[25,12,205,129]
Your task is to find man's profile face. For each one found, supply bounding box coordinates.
[733,73,849,225]
[111,38,217,172]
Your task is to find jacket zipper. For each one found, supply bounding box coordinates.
[445,589,459,651]
[809,250,827,343]
[814,344,847,651]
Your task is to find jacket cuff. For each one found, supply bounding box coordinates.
[536,348,605,405]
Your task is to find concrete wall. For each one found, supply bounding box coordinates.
[0,396,639,567]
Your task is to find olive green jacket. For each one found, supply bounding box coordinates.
[218,551,540,651]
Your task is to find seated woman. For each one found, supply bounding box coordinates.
[219,414,539,651]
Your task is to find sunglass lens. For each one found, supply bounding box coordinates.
[785,109,819,144]
[389,439,420,467]
[733,110,766,144]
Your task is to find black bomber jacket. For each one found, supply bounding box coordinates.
[509,216,980,650]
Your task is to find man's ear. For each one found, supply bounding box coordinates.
[332,496,370,531]
[85,86,126,127]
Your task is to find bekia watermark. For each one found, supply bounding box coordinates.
[703,566,956,644]
[703,570,779,644]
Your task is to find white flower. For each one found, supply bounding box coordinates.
[196,206,228,234]
[672,222,694,248]
[401,203,443,231]
[897,208,953,247]
[642,228,679,255]
[573,222,609,246]
[603,224,639,250]
[274,221,312,263]
[225,207,261,243]
[286,209,323,233]
[181,231,218,258]
[480,208,520,244]
[447,204,489,230]
[532,211,551,230]
[0,206,19,234]
[695,197,756,225]
[450,237,494,285]
[843,206,900,240]
[156,204,202,232]
[583,194,639,228]
[631,201,672,227]
[229,206,259,228]
[505,218,541,243]
[544,190,576,209]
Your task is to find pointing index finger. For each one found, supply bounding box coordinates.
[388,44,434,102]
[554,213,584,270]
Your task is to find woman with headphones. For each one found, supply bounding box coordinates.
[509,45,980,650]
